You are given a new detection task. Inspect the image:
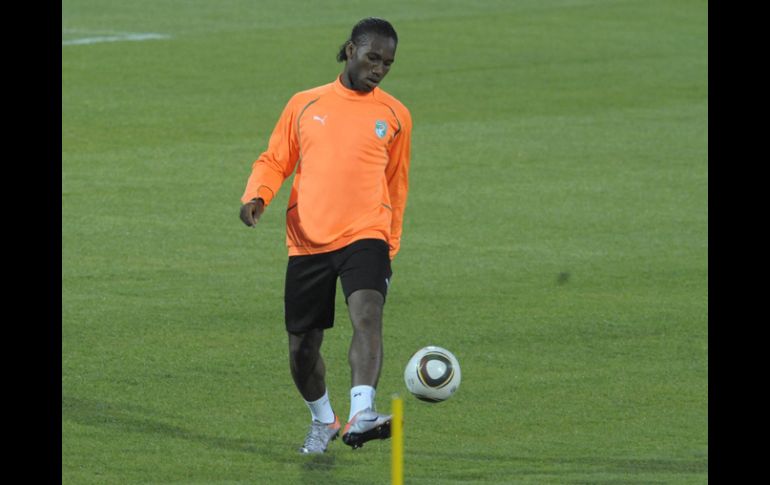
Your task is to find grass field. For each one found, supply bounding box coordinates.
[62,0,708,483]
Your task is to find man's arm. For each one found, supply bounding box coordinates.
[385,108,412,259]
[240,97,301,224]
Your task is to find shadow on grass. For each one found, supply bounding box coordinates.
[62,395,274,456]
[63,396,705,482]
[63,395,353,481]
[299,452,337,484]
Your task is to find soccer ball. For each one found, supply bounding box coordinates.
[403,346,461,402]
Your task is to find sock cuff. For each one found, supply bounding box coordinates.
[349,385,376,420]
[304,390,336,424]
[350,385,376,396]
[304,390,329,406]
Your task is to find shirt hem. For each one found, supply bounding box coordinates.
[287,232,388,257]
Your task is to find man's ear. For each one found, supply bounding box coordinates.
[345,41,355,60]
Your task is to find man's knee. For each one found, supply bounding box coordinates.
[348,289,384,329]
[288,329,324,362]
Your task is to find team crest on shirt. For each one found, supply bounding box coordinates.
[375,120,388,139]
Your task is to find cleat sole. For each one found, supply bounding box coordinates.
[342,421,391,449]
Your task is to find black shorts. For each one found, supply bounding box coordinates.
[284,238,392,333]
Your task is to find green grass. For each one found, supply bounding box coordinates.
[62,0,707,483]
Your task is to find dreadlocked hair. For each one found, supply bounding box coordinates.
[336,17,398,62]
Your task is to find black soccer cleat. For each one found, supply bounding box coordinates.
[341,409,392,449]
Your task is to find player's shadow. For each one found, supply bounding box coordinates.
[301,453,336,472]
[62,395,275,457]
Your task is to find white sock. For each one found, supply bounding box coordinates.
[304,390,336,424]
[349,385,376,421]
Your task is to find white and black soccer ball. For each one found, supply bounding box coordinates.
[403,346,461,402]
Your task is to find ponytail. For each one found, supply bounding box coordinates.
[336,41,350,62]
[335,18,397,63]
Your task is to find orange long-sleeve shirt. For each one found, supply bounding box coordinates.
[241,76,412,259]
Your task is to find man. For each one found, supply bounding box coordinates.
[239,17,411,454]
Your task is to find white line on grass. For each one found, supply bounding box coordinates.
[62,33,170,46]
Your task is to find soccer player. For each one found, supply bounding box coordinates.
[239,17,411,454]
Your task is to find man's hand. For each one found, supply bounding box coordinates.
[239,198,265,227]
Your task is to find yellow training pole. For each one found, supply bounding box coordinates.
[391,395,404,485]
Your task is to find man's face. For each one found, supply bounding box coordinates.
[343,34,396,93]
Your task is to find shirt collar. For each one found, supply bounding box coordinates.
[333,75,376,100]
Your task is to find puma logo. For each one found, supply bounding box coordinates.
[313,115,327,125]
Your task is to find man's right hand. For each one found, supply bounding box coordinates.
[239,198,265,227]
